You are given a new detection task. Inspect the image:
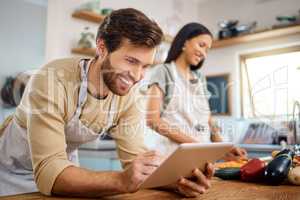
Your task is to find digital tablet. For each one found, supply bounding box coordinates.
[140,142,233,189]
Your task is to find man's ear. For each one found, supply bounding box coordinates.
[96,38,108,59]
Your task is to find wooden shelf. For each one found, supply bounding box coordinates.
[72,10,106,23]
[72,11,300,50]
[163,34,174,43]
[212,24,300,49]
[71,10,174,43]
[71,48,96,57]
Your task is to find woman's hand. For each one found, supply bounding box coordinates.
[224,147,248,161]
[174,163,214,197]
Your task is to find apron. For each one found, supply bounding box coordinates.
[154,63,211,155]
[0,59,117,196]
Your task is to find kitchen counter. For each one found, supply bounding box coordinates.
[238,144,283,158]
[3,179,299,200]
[79,139,118,160]
[77,142,285,170]
[238,143,283,153]
[78,140,121,171]
[79,140,116,151]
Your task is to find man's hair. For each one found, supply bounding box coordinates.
[96,8,163,53]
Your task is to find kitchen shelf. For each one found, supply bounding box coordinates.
[72,10,106,23]
[212,24,300,49]
[163,34,174,43]
[71,47,96,57]
[72,11,300,50]
[71,10,174,43]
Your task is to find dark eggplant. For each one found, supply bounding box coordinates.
[264,149,294,185]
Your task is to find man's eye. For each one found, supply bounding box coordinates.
[126,59,136,64]
[143,65,149,69]
[199,43,205,47]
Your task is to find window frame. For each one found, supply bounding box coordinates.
[239,45,300,118]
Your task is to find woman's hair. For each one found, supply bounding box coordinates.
[165,23,212,71]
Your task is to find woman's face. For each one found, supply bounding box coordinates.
[183,34,212,66]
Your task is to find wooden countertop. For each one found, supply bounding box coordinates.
[2,179,299,200]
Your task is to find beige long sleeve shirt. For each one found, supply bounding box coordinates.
[4,57,147,195]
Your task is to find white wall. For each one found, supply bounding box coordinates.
[45,0,200,61]
[0,0,47,122]
[16,0,300,143]
[1,0,297,145]
[196,0,300,37]
[198,0,300,118]
[196,0,300,142]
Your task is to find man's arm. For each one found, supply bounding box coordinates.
[109,86,150,168]
[25,68,75,195]
[52,151,162,197]
[24,69,156,197]
[52,167,124,197]
[208,116,247,160]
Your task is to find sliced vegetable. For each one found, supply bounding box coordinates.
[288,166,300,185]
[215,160,248,169]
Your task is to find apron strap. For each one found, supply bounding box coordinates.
[74,59,90,117]
[0,115,13,137]
[75,59,117,137]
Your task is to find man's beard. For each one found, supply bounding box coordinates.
[101,56,134,96]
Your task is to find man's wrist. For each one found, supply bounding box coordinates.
[114,171,128,193]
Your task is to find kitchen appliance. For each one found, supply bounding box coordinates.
[218,20,257,40]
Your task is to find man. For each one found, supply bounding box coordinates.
[0,8,213,197]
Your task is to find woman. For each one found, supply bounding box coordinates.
[145,23,247,160]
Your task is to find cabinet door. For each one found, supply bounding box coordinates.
[111,159,122,171]
[79,157,112,171]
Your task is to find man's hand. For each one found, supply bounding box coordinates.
[174,163,214,197]
[224,147,248,161]
[119,151,163,193]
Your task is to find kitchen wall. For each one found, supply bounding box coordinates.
[196,0,300,37]
[0,0,47,122]
[45,0,200,61]
[1,0,299,143]
[197,0,300,142]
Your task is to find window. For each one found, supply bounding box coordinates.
[240,46,300,118]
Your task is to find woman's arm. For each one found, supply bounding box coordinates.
[146,84,196,143]
[208,115,223,142]
[208,116,248,160]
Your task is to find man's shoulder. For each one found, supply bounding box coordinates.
[38,57,84,83]
[41,57,80,72]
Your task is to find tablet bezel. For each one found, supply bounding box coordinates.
[140,142,233,189]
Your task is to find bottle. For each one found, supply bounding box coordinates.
[264,149,294,185]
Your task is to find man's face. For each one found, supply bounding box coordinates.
[101,40,156,96]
